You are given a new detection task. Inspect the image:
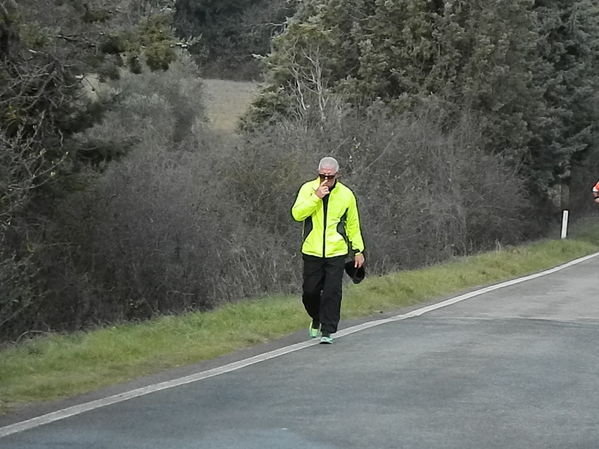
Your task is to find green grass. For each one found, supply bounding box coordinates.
[1,218,599,415]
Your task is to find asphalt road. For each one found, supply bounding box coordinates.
[2,254,598,449]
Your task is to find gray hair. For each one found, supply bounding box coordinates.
[318,156,339,173]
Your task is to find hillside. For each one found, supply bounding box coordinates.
[201,79,260,133]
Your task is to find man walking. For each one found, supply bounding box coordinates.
[291,157,365,344]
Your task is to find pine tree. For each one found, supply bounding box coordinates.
[533,0,599,195]
[254,1,542,153]
[174,0,297,78]
[456,1,542,164]
[250,0,599,201]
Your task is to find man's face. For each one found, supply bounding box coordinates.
[318,167,337,188]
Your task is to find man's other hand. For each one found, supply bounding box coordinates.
[354,253,365,268]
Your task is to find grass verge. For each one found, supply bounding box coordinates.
[1,218,599,415]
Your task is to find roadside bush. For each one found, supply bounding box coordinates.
[570,147,599,218]
[60,144,229,321]
[0,78,534,340]
[44,133,302,327]
[230,104,532,274]
[27,52,300,330]
[0,55,213,337]
[344,107,531,270]
[0,249,39,339]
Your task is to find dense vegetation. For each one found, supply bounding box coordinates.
[1,0,598,343]
[174,0,298,79]
[248,0,599,201]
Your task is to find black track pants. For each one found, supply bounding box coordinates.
[302,254,345,334]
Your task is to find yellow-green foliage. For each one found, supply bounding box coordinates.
[1,220,598,414]
[92,14,177,71]
[137,14,176,71]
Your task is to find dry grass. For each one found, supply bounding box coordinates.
[201,78,260,133]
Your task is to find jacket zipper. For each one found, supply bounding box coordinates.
[322,195,329,258]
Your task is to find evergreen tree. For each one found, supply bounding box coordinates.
[455,0,543,169]
[250,0,581,196]
[533,0,599,195]
[174,0,297,78]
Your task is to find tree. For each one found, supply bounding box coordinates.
[533,0,599,205]
[451,0,543,169]
[0,0,186,339]
[174,0,298,79]
[246,0,374,124]
[250,0,594,199]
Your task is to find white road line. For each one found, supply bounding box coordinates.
[2,251,598,438]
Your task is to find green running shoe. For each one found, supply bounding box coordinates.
[308,321,320,338]
[320,334,334,344]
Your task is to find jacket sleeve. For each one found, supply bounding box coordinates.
[346,193,365,253]
[291,183,321,222]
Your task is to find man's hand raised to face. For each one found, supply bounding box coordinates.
[316,179,330,199]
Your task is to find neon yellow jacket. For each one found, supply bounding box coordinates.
[291,178,365,258]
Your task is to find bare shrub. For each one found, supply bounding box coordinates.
[231,103,532,276]
[67,146,225,320]
[0,249,39,338]
[6,81,532,337]
[0,124,69,340]
[46,131,301,327]
[340,107,531,270]
[15,55,215,331]
[36,52,293,328]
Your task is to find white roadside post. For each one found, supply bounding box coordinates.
[561,210,569,239]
